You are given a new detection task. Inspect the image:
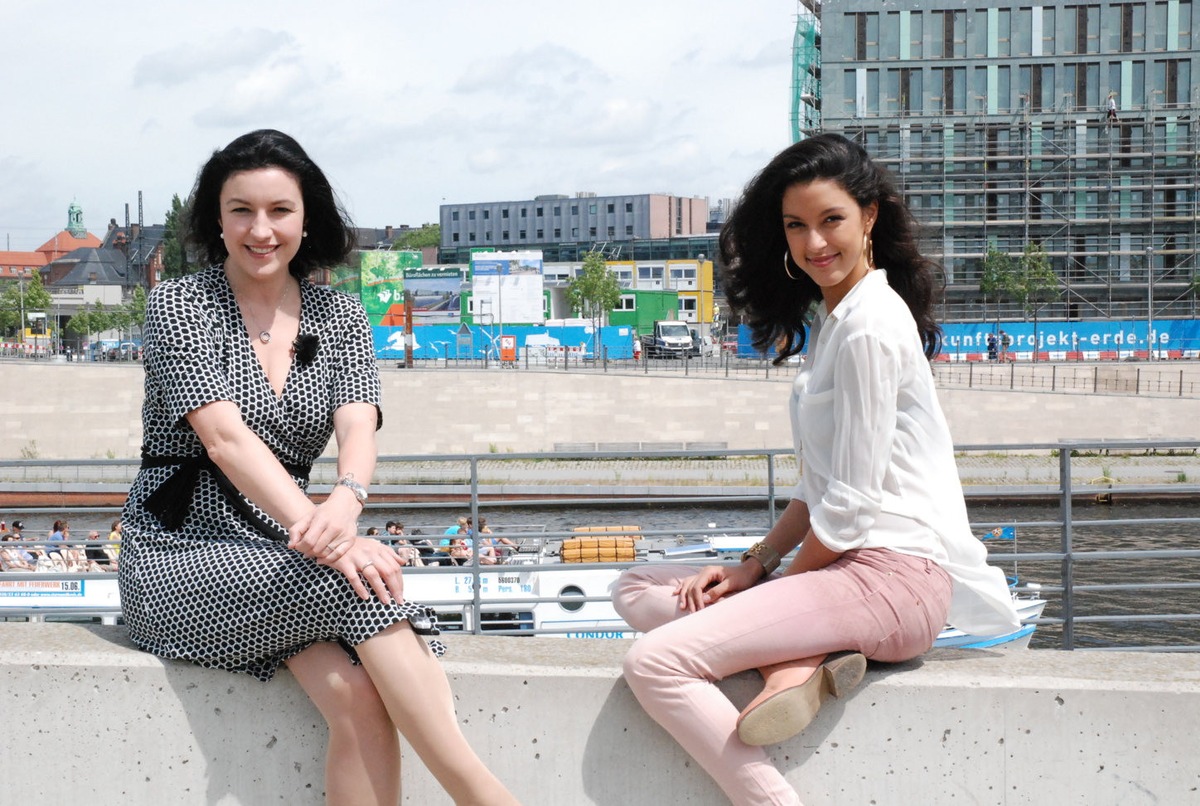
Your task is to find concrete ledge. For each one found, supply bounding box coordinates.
[1,624,1198,804]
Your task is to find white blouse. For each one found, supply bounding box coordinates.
[790,270,1019,635]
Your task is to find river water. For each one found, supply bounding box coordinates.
[27,500,1199,650]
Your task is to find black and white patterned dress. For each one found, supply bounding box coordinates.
[119,265,442,682]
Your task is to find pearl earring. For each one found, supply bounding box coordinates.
[302,230,308,238]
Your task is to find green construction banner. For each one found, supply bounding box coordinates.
[358,251,423,323]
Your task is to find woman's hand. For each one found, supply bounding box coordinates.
[286,491,361,561]
[673,562,763,612]
[319,535,406,604]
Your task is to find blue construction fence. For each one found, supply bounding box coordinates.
[373,320,1200,362]
[373,324,640,361]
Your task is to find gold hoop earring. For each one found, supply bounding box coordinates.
[782,251,801,280]
[863,232,875,270]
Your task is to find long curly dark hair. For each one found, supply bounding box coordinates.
[720,133,942,363]
[183,129,357,279]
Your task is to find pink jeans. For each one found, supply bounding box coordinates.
[613,548,953,805]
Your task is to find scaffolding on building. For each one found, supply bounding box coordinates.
[791,1,822,141]
[789,3,1200,325]
[839,104,1200,323]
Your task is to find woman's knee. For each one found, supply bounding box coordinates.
[622,630,686,695]
[611,567,647,621]
[317,665,392,733]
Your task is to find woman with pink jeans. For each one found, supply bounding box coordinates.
[613,135,1020,805]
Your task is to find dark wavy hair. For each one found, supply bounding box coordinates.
[720,133,942,363]
[183,129,357,279]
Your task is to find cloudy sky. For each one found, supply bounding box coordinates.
[0,0,799,250]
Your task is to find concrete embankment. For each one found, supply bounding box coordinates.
[1,623,1196,805]
[3,361,1197,460]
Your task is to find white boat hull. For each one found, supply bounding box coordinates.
[0,564,1046,649]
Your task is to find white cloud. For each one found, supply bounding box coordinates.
[134,29,297,88]
[0,0,798,249]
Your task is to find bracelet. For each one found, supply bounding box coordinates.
[741,541,781,577]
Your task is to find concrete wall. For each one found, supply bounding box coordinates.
[2,361,1196,460]
[1,623,1196,805]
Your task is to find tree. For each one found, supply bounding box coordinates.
[66,300,115,348]
[979,244,1016,328]
[1013,242,1061,360]
[391,224,440,250]
[0,271,53,339]
[124,286,148,340]
[566,251,621,358]
[161,194,193,278]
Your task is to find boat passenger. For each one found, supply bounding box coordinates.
[117,129,517,805]
[613,133,1020,805]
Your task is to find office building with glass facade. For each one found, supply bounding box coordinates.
[800,0,1200,322]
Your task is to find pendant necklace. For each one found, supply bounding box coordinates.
[242,284,291,344]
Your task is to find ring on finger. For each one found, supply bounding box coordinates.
[362,561,375,570]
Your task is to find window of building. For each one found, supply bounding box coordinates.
[554,227,561,238]
[678,297,697,315]
[908,10,924,58]
[637,264,664,286]
[895,67,920,113]
[617,295,636,311]
[537,228,544,239]
[452,233,460,242]
[935,67,964,113]
[968,9,988,57]
[589,226,597,237]
[669,264,697,288]
[934,9,964,58]
[520,208,527,218]
[501,209,509,219]
[519,229,527,239]
[850,12,880,60]
[1042,7,1056,55]
[536,206,544,217]
[589,203,597,214]
[468,210,476,221]
[607,226,615,237]
[1159,58,1188,104]
[469,233,477,241]
[625,202,633,213]
[625,225,634,236]
[606,202,615,213]
[483,210,490,220]
[502,231,510,240]
[571,204,579,215]
[571,227,579,238]
[1014,7,1033,55]
[995,8,1012,57]
[451,211,460,221]
[1179,0,1194,49]
[553,205,561,215]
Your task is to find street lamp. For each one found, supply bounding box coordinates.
[1146,244,1155,360]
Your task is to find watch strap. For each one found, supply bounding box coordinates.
[336,475,368,505]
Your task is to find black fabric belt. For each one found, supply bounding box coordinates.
[140,448,310,541]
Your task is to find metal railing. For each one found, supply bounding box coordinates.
[2,440,1198,650]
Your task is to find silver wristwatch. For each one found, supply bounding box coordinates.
[336,474,368,505]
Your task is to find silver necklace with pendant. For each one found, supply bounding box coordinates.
[243,285,290,344]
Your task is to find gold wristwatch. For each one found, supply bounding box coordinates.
[741,541,781,576]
